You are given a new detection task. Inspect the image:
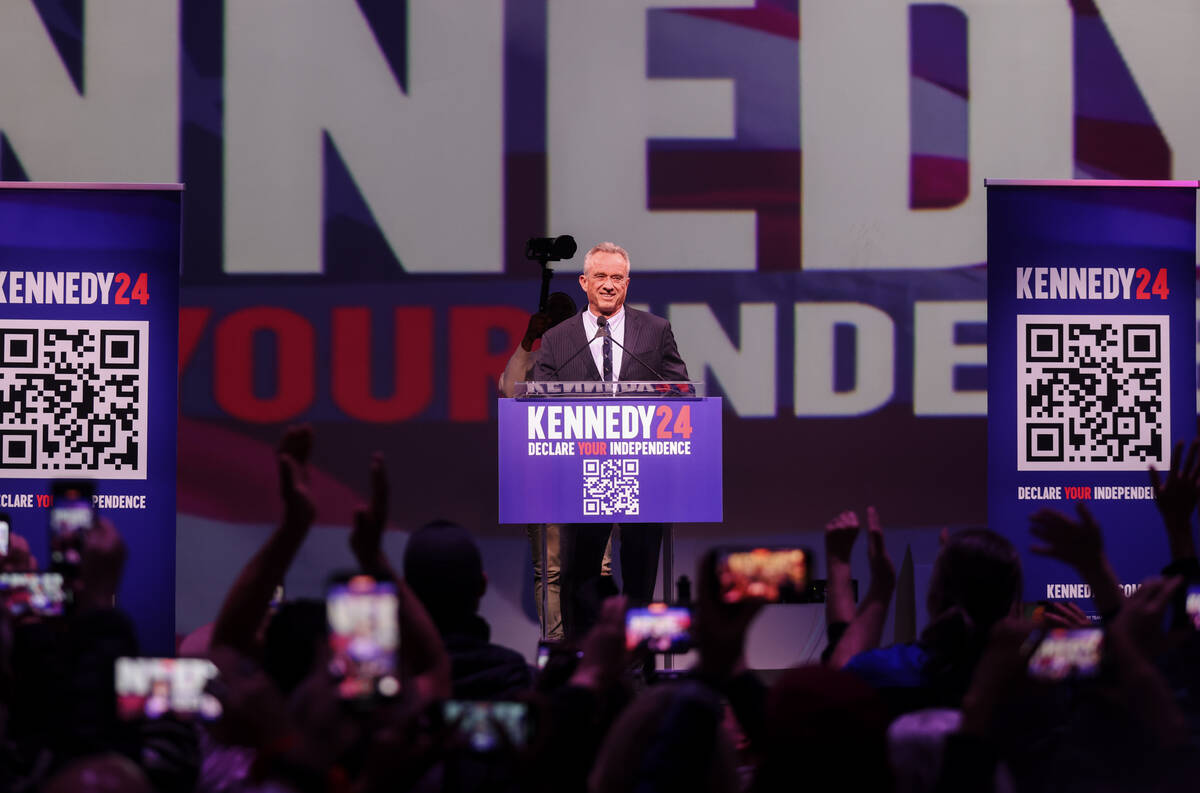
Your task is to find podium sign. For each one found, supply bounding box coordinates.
[498,392,722,523]
[987,179,1197,605]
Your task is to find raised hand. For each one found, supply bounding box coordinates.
[824,510,860,629]
[864,506,895,597]
[1108,575,1182,657]
[521,312,553,352]
[1149,439,1200,560]
[1029,503,1104,570]
[277,424,315,528]
[1029,503,1123,615]
[350,452,391,577]
[1041,601,1090,629]
[826,507,894,668]
[1104,575,1189,747]
[694,551,763,680]
[824,510,860,563]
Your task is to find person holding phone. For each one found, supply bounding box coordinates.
[532,242,690,639]
[842,529,1023,717]
[402,520,532,699]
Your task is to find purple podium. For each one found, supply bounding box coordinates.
[498,382,722,524]
[499,382,722,631]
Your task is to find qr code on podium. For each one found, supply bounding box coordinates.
[1018,315,1168,471]
[582,458,640,516]
[0,321,148,479]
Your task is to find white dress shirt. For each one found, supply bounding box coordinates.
[581,307,625,382]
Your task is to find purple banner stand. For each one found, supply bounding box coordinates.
[498,397,723,524]
[987,179,1198,607]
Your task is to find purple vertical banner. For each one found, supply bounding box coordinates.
[498,397,722,523]
[0,183,181,655]
[987,180,1197,606]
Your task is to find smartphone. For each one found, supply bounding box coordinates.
[535,640,582,676]
[0,572,68,617]
[1185,585,1200,630]
[714,547,810,604]
[1027,628,1103,681]
[0,513,9,556]
[1023,600,1050,626]
[625,603,692,653]
[327,574,400,700]
[444,700,533,752]
[115,657,222,721]
[49,480,95,572]
[536,640,553,671]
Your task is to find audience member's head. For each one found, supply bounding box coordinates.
[926,529,1022,629]
[41,753,153,793]
[590,681,739,793]
[754,665,892,792]
[403,520,486,628]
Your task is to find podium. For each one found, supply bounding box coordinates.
[498,382,722,638]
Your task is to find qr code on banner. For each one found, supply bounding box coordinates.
[1018,314,1168,471]
[582,458,640,516]
[0,321,148,479]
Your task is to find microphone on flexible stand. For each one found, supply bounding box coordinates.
[597,317,669,382]
[548,323,604,379]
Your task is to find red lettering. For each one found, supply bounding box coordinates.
[214,308,314,422]
[332,307,433,422]
[656,405,673,438]
[1152,268,1169,299]
[448,306,531,421]
[1135,268,1151,299]
[114,272,131,305]
[178,307,211,375]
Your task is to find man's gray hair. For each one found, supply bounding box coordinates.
[583,242,631,274]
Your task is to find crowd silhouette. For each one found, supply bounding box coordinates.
[2,427,1200,791]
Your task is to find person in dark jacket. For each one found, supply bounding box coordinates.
[403,520,533,699]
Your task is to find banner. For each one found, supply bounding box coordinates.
[498,395,722,523]
[987,180,1197,604]
[0,183,181,654]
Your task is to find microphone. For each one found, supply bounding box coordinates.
[599,320,669,382]
[548,324,604,378]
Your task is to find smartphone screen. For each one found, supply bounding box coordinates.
[625,603,692,652]
[1186,585,1200,630]
[115,657,222,721]
[715,547,809,604]
[0,515,9,556]
[1027,628,1103,681]
[49,481,95,570]
[0,572,68,617]
[327,574,400,700]
[444,700,532,752]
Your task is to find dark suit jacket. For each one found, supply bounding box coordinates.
[532,307,690,382]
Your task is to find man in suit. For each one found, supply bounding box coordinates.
[533,241,690,638]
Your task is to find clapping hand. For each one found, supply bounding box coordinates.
[1149,439,1200,560]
